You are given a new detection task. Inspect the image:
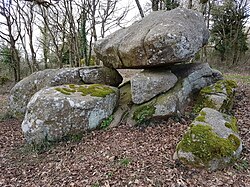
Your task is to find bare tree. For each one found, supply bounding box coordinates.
[135,0,144,18]
[19,1,40,72]
[0,0,21,82]
[38,3,67,68]
[63,0,81,67]
[151,0,160,11]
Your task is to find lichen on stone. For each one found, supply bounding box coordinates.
[54,84,116,97]
[193,79,237,114]
[177,124,240,165]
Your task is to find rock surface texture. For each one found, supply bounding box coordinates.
[131,69,178,104]
[79,66,123,86]
[129,63,222,124]
[9,67,122,116]
[22,84,119,144]
[174,108,242,171]
[94,8,209,68]
[194,80,237,113]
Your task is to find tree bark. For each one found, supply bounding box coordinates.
[135,0,144,18]
[152,0,159,11]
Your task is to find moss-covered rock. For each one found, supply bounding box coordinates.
[127,63,223,126]
[133,104,156,124]
[22,84,119,145]
[193,80,237,114]
[9,66,122,117]
[108,82,133,128]
[174,108,242,171]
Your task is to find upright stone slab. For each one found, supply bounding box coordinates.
[94,8,209,68]
[131,69,178,104]
[21,84,119,144]
[174,108,242,171]
[129,63,222,124]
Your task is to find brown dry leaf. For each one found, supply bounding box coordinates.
[0,81,249,186]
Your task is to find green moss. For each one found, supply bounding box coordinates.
[225,116,238,133]
[195,115,205,122]
[177,124,240,165]
[195,110,206,122]
[201,86,213,94]
[63,87,76,93]
[133,104,155,124]
[199,80,237,96]
[68,84,76,89]
[227,134,241,149]
[193,80,237,114]
[215,83,223,93]
[55,87,71,95]
[78,84,115,97]
[224,80,237,95]
[193,95,216,113]
[99,115,113,129]
[55,84,115,97]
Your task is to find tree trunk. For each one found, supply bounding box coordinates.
[135,0,144,18]
[188,0,192,9]
[152,0,159,11]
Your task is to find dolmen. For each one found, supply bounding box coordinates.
[9,8,242,171]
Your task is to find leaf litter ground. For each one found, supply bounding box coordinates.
[0,82,249,187]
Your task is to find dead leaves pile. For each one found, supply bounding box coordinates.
[0,83,249,187]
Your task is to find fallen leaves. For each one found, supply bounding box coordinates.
[0,82,249,186]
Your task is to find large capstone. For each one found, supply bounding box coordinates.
[94,8,209,68]
[174,108,242,171]
[9,67,122,117]
[21,84,119,144]
[131,69,178,104]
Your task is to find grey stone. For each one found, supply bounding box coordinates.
[9,67,122,117]
[94,8,209,68]
[193,80,237,113]
[131,69,178,104]
[129,63,223,124]
[21,84,119,144]
[79,66,123,87]
[174,108,242,171]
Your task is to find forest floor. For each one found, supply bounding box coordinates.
[0,71,249,187]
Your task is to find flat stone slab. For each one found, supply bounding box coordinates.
[128,63,222,124]
[94,8,209,68]
[9,67,122,117]
[131,69,178,104]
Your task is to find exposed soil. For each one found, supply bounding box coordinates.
[0,80,249,187]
